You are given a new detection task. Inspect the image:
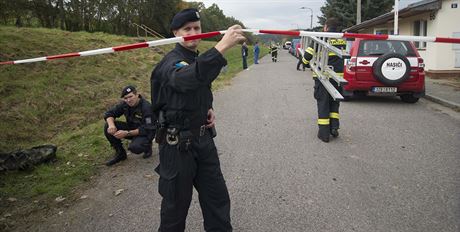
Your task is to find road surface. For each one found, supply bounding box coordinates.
[18,49,460,232]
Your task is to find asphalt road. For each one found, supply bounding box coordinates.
[20,50,460,232]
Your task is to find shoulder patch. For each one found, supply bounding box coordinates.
[175,61,189,68]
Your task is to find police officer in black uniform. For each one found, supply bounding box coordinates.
[103,85,155,166]
[303,18,346,143]
[150,8,245,231]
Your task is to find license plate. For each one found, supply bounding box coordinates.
[371,87,397,93]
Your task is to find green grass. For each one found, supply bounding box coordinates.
[0,26,268,222]
[0,26,168,152]
[0,122,107,197]
[212,44,269,90]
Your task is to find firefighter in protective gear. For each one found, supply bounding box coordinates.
[270,43,278,62]
[303,18,346,143]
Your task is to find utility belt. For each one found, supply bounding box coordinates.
[154,111,216,151]
[156,125,216,151]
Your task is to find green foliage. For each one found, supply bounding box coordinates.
[0,0,249,39]
[318,0,394,29]
[185,2,254,43]
[0,122,108,199]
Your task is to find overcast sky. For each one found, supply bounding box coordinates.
[185,0,422,30]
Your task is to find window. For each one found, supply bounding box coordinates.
[358,40,416,57]
[413,20,427,49]
[374,28,395,35]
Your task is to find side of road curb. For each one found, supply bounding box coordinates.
[424,94,460,112]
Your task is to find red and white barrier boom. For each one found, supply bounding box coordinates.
[1,29,459,65]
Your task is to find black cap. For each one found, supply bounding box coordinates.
[121,85,136,97]
[170,8,200,30]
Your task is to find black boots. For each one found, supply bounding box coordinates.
[317,125,330,143]
[330,118,339,138]
[142,145,152,159]
[317,126,340,142]
[106,146,127,166]
[330,128,339,138]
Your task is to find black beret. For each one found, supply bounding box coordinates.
[170,8,201,30]
[121,85,136,97]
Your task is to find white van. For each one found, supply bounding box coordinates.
[283,41,292,49]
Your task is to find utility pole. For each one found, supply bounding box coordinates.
[357,0,362,24]
[300,7,313,29]
[394,0,399,34]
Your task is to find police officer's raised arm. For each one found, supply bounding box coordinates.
[162,50,227,93]
[162,25,246,93]
[215,25,246,55]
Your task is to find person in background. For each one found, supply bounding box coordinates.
[270,42,278,62]
[302,18,346,143]
[253,41,260,64]
[296,42,307,71]
[103,85,155,166]
[242,41,249,69]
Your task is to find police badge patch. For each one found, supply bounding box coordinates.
[175,61,189,68]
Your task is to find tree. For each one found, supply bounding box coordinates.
[0,0,250,40]
[318,0,394,30]
[0,0,32,26]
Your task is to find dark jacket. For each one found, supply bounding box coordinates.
[303,35,347,74]
[104,96,154,136]
[242,45,248,57]
[150,43,227,128]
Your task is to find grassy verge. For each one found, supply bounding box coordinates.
[0,26,267,229]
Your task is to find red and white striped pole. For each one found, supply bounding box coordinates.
[259,29,460,43]
[0,31,222,65]
[1,29,460,65]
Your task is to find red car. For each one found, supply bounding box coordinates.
[342,38,425,103]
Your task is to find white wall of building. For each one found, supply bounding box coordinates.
[427,0,460,70]
[356,0,460,71]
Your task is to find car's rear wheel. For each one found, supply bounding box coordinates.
[400,94,419,103]
[373,53,411,85]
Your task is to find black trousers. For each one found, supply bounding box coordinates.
[313,79,340,129]
[103,121,152,154]
[271,51,277,61]
[297,58,306,70]
[156,133,232,232]
[242,56,248,69]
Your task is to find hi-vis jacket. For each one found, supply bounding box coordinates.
[302,38,347,74]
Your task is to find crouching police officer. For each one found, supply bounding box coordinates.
[103,85,155,166]
[303,18,346,142]
[150,8,245,231]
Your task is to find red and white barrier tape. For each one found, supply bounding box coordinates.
[0,31,222,65]
[1,29,459,65]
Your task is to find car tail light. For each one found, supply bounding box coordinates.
[418,57,425,71]
[347,57,357,72]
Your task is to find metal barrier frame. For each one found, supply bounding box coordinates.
[300,35,350,100]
